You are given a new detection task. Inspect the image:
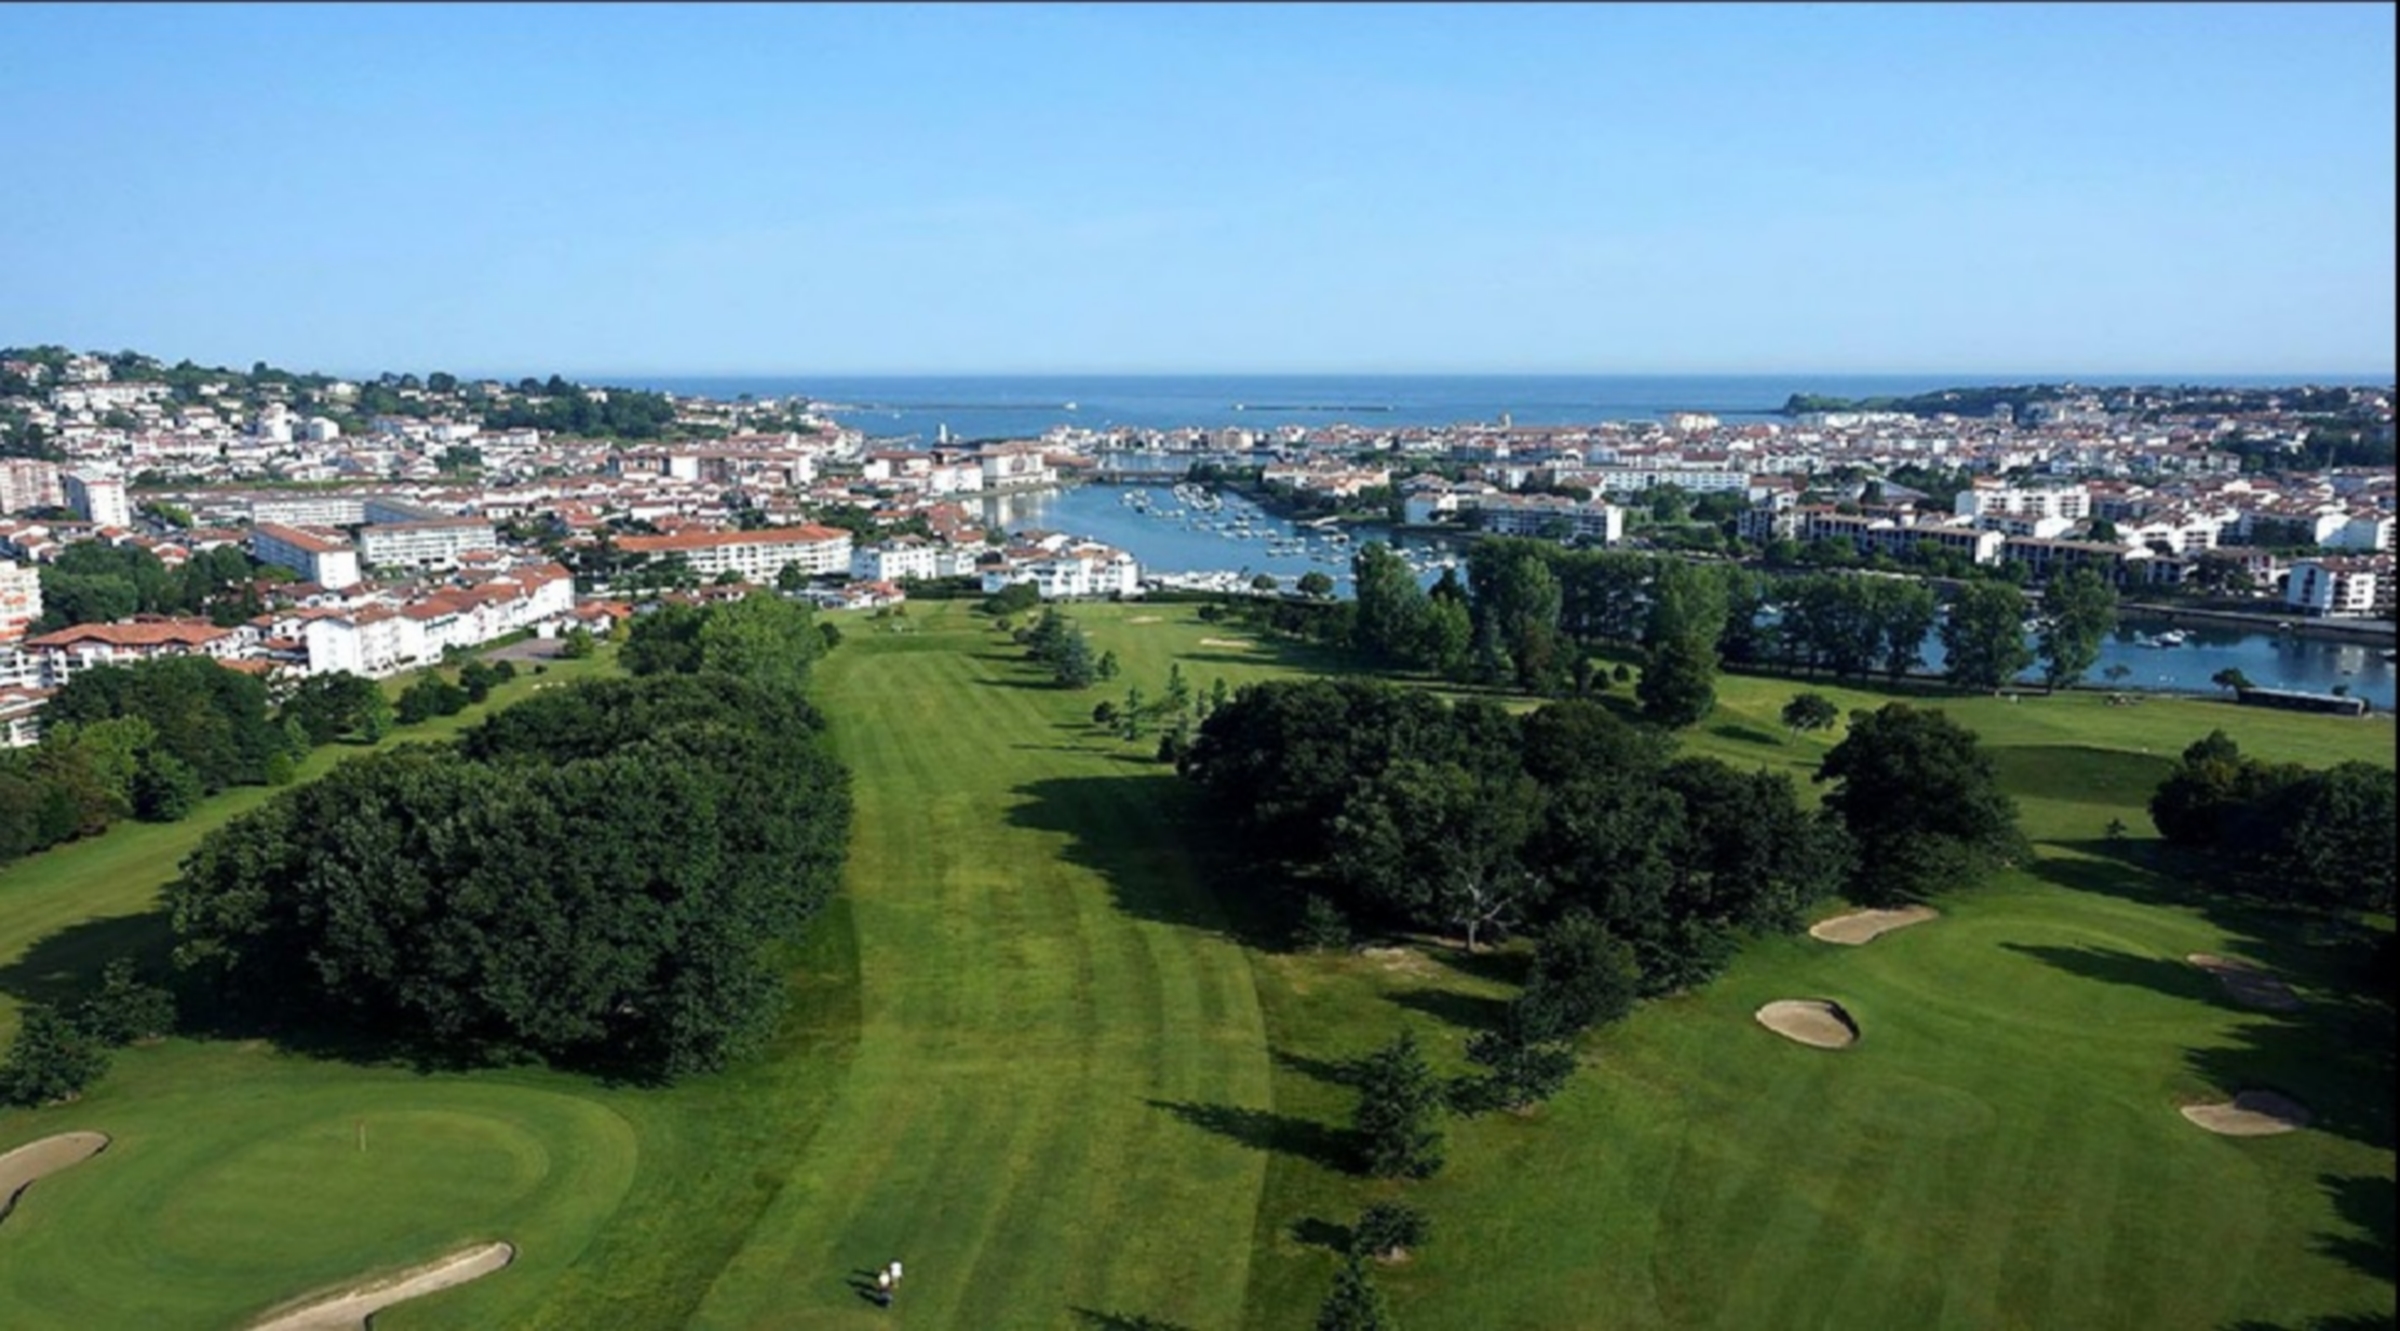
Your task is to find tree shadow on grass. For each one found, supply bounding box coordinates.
[1708,721,1783,747]
[1071,1309,1195,1331]
[1428,944,1529,988]
[2224,1317,2397,1331]
[1271,1047,1362,1090]
[2025,839,2394,1154]
[1005,774,1286,949]
[0,911,176,1011]
[2316,1172,2396,1286]
[1289,1215,1354,1255]
[1386,986,1509,1032]
[1144,1098,1358,1174]
[1998,942,2230,1008]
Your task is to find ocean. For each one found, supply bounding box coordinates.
[612,372,2366,443]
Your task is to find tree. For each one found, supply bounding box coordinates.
[1514,909,1640,1039]
[1315,1253,1396,1331]
[1252,572,1279,592]
[1941,582,2034,691]
[1351,1202,1430,1262]
[1636,633,1717,728]
[0,1005,110,1107]
[2037,567,2118,689]
[1298,893,1353,951]
[1352,1027,1445,1179]
[1781,692,1841,740]
[560,626,598,659]
[1353,543,1429,667]
[75,957,176,1045]
[396,672,469,723]
[1816,703,2026,905]
[2211,666,2253,693]
[1298,570,1336,599]
[1457,1026,1577,1113]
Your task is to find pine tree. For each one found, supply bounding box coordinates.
[1353,1027,1446,1179]
[1315,1253,1396,1331]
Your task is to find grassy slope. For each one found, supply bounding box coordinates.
[0,601,2390,1329]
[1194,618,2395,1331]
[685,608,1279,1330]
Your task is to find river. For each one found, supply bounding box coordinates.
[984,482,2394,709]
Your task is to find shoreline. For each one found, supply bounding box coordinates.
[2119,602,2393,645]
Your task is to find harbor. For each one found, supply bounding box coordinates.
[983,481,2395,710]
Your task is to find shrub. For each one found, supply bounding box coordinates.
[0,1005,111,1107]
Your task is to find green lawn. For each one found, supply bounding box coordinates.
[0,601,2389,1329]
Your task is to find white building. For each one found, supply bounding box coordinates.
[0,459,63,516]
[1475,494,1626,544]
[61,469,131,528]
[2284,557,2383,618]
[358,518,499,570]
[979,541,1140,599]
[17,619,240,688]
[0,560,42,641]
[1954,481,2092,523]
[615,525,854,584]
[251,492,374,527]
[250,522,362,590]
[303,605,426,678]
[850,539,943,582]
[2327,514,2394,553]
[978,443,1055,491]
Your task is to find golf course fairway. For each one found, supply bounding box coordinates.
[0,599,2388,1329]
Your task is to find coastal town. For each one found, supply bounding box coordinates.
[0,344,2392,745]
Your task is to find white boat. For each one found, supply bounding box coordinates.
[2156,630,2188,647]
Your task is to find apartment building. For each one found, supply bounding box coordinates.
[358,518,499,570]
[17,618,240,687]
[0,459,63,515]
[61,469,130,528]
[1954,480,2092,523]
[0,560,42,641]
[1475,493,1626,544]
[850,538,943,583]
[2284,557,2385,618]
[250,523,362,590]
[615,525,854,584]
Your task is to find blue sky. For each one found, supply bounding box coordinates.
[1,3,2391,378]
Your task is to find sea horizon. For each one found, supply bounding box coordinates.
[546,370,2395,442]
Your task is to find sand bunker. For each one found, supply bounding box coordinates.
[1809,906,1939,945]
[0,1131,110,1227]
[2180,1090,2312,1136]
[2187,954,2303,1012]
[1198,637,1254,648]
[1756,999,1859,1049]
[248,1241,515,1330]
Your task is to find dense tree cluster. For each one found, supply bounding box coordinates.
[168,671,852,1080]
[2149,731,2395,913]
[1178,680,1851,993]
[1324,536,2097,705]
[0,659,298,862]
[34,541,263,632]
[1814,703,2026,905]
[478,377,678,439]
[621,590,829,687]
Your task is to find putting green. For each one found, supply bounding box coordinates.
[0,1058,635,1329]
